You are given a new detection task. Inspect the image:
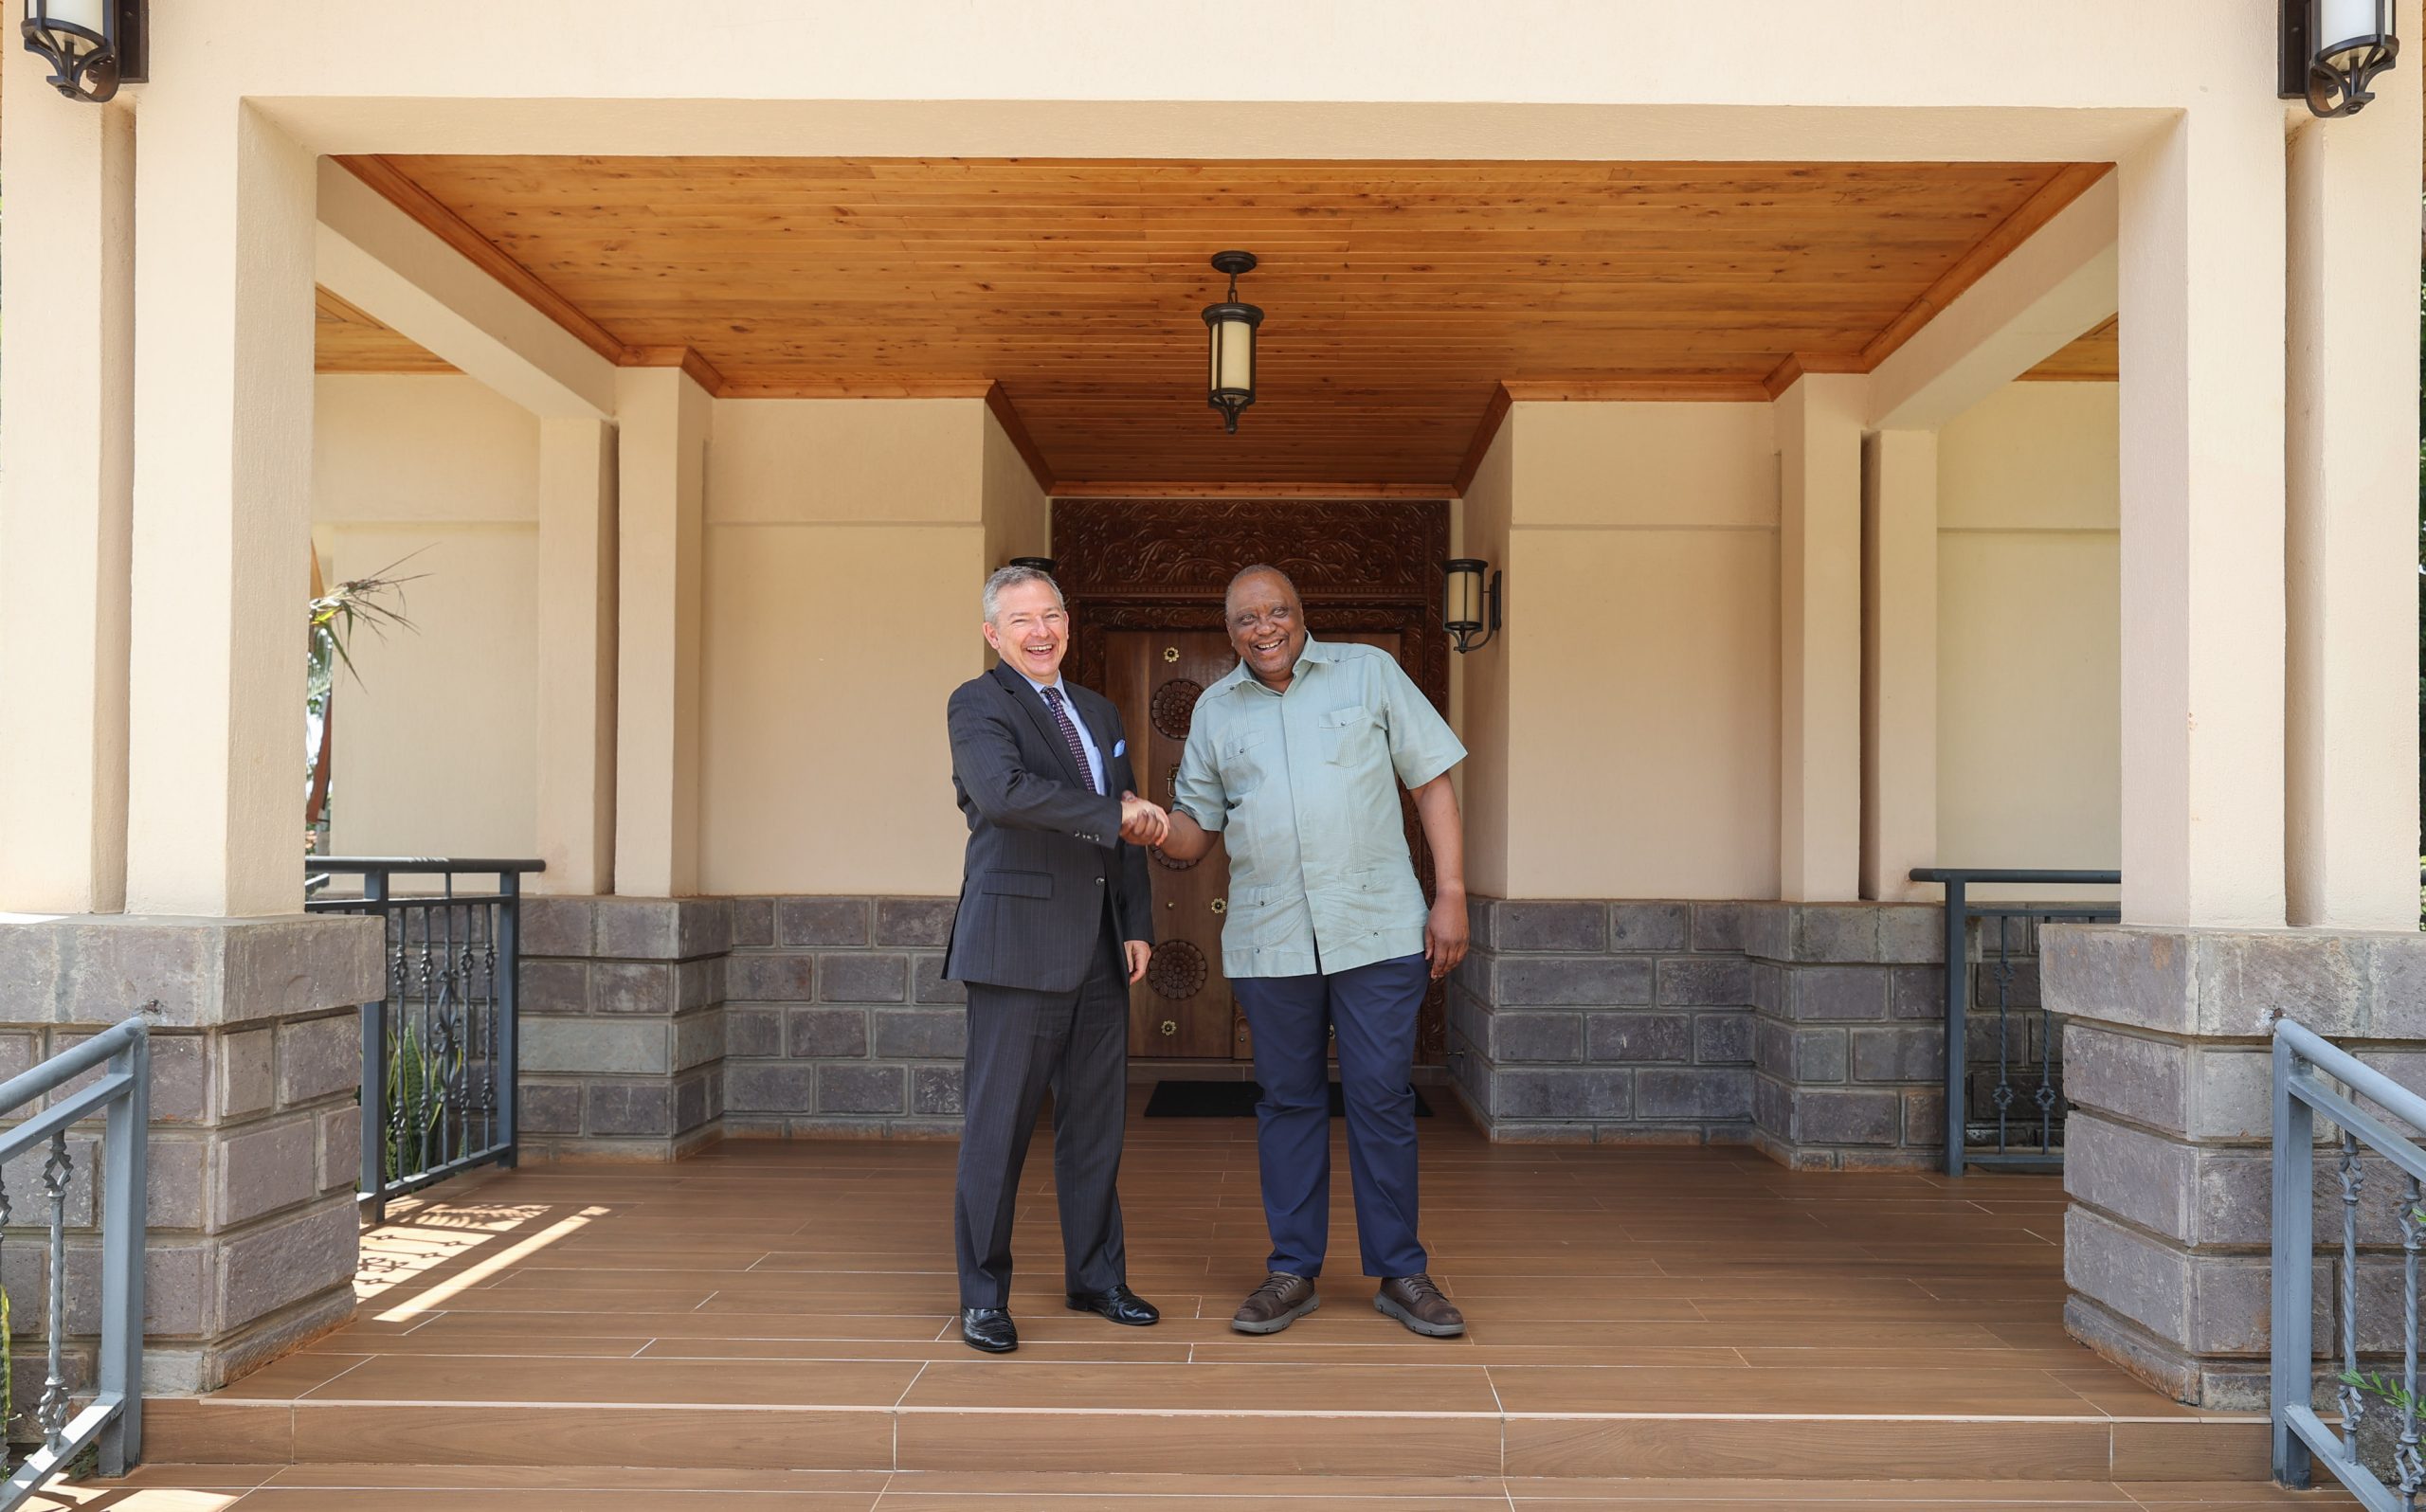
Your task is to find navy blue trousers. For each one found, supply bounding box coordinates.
[1231,952,1429,1280]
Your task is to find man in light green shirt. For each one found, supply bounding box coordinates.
[1159,566,1472,1339]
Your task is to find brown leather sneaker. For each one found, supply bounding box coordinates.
[1231,1271,1320,1335]
[1374,1273,1465,1337]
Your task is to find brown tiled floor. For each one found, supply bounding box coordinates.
[83,1098,2308,1504]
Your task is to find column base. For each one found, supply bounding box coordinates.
[2049,922,2426,1407]
[1744,903,1946,1170]
[517,897,729,1161]
[0,911,383,1393]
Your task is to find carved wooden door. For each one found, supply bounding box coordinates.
[1105,630,1243,1059]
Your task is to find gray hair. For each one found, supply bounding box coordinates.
[983,564,1066,623]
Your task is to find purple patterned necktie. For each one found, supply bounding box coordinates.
[1041,687,1097,794]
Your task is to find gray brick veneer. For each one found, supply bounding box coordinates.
[516,897,730,1160]
[1742,902,1946,1171]
[2048,923,2426,1410]
[719,896,965,1140]
[0,911,384,1396]
[1447,899,1758,1144]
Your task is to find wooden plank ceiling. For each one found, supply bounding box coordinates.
[2019,315,2119,382]
[331,155,2111,492]
[315,286,455,374]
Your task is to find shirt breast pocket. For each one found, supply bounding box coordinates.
[1318,706,1384,767]
[1221,727,1271,799]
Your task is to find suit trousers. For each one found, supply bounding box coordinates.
[952,906,1132,1309]
[1232,952,1431,1280]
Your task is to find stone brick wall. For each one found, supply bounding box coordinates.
[517,897,729,1160]
[720,896,966,1139]
[1447,899,1758,1143]
[2050,924,2426,1409]
[1744,902,1946,1170]
[0,913,383,1395]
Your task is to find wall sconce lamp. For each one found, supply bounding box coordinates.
[1202,251,1263,435]
[2282,0,2399,117]
[1442,559,1501,655]
[22,0,144,102]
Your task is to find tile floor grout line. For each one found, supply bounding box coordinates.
[893,1360,931,1410]
[287,1353,379,1402]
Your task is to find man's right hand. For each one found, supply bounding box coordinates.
[1156,807,1215,862]
[1119,792,1169,846]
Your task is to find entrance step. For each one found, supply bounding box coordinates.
[146,1388,2270,1482]
[87,1465,2330,1510]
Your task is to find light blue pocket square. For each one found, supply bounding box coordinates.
[1113,740,1127,758]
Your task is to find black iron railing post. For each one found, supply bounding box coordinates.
[498,869,521,1170]
[1909,867,2121,1177]
[357,866,390,1227]
[1941,873,1969,1179]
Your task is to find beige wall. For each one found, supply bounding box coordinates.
[315,374,541,858]
[1458,421,1515,899]
[981,408,1050,572]
[697,399,991,895]
[1481,403,1783,900]
[1935,382,2122,877]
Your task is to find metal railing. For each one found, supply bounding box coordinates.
[2272,1018,2426,1508]
[305,858,541,1225]
[0,1017,148,1503]
[1909,868,2121,1177]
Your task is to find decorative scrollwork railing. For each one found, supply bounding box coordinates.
[1909,868,2121,1176]
[2273,1018,2426,1509]
[305,858,541,1225]
[0,1016,148,1503]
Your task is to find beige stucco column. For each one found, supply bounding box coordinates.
[1775,373,1865,903]
[536,417,620,894]
[124,102,318,917]
[2284,81,2422,930]
[1859,428,1938,902]
[2114,108,2289,928]
[0,81,135,914]
[612,367,711,898]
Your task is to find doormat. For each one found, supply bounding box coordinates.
[1143,1080,1434,1119]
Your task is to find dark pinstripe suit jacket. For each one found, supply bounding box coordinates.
[943,662,1156,994]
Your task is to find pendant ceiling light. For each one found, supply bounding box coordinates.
[1202,251,1264,435]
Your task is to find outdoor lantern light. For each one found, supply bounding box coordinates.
[2282,0,2399,117]
[21,0,144,102]
[1442,559,1501,655]
[1202,251,1263,435]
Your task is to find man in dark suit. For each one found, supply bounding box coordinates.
[942,564,1169,1354]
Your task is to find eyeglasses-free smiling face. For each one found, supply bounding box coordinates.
[1225,569,1307,688]
[983,579,1071,683]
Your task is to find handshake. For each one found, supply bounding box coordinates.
[1119,790,1170,846]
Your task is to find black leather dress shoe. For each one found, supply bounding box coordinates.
[961,1306,1018,1354]
[1065,1284,1161,1326]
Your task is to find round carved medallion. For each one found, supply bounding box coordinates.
[1146,940,1209,1000]
[1150,677,1203,742]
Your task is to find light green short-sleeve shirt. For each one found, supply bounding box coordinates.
[1172,637,1465,979]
